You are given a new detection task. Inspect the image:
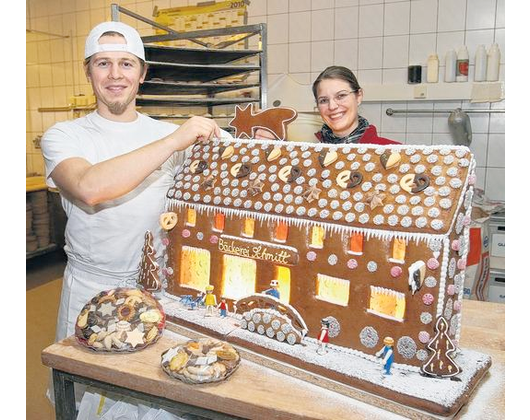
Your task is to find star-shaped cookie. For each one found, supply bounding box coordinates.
[303,185,322,203]
[125,327,145,348]
[365,191,386,210]
[98,301,116,317]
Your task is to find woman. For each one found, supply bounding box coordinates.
[256,66,399,145]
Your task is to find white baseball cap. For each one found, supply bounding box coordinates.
[85,21,145,61]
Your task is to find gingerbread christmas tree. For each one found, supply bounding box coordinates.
[138,231,161,292]
[421,316,461,378]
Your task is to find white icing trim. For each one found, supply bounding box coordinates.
[366,309,405,323]
[436,237,451,318]
[220,234,299,255]
[168,199,447,244]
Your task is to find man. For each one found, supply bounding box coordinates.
[42,21,228,342]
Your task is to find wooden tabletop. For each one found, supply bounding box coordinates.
[41,300,505,420]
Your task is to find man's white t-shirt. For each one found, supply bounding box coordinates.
[41,111,184,276]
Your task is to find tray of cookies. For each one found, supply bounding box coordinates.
[161,338,240,384]
[75,288,165,352]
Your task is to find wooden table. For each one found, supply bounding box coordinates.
[41,300,505,420]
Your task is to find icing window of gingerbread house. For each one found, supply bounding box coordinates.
[221,254,256,300]
[388,238,407,264]
[186,208,197,227]
[348,232,364,255]
[309,226,325,249]
[213,213,225,232]
[179,246,210,292]
[274,222,289,243]
[316,274,350,307]
[274,266,291,303]
[242,218,255,238]
[368,286,406,322]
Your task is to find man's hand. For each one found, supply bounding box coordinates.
[170,116,222,151]
[253,128,278,140]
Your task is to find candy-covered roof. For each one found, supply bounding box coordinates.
[167,139,475,236]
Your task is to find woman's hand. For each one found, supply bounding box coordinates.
[170,116,222,151]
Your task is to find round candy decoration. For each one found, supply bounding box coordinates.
[182,229,191,238]
[307,251,317,262]
[390,266,402,278]
[75,288,165,352]
[427,258,440,270]
[347,259,358,269]
[161,338,240,384]
[422,293,435,305]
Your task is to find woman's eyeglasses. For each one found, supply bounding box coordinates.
[316,90,358,108]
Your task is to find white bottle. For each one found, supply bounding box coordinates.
[445,49,457,82]
[474,44,487,82]
[456,46,469,82]
[486,43,501,82]
[427,54,439,83]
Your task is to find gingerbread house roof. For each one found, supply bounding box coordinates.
[167,139,475,238]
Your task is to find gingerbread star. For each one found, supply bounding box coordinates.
[98,301,115,317]
[228,103,297,140]
[125,327,145,348]
[365,191,386,210]
[302,185,322,203]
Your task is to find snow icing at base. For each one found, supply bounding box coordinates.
[160,295,491,409]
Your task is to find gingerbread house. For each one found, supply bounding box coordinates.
[163,139,476,368]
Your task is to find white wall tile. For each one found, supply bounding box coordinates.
[268,44,289,74]
[37,41,52,65]
[268,0,289,14]
[380,102,407,132]
[336,0,359,6]
[334,6,359,39]
[384,1,410,36]
[357,69,383,84]
[334,39,359,69]
[410,0,438,34]
[405,132,433,145]
[360,103,382,127]
[432,132,453,145]
[312,9,334,41]
[494,28,505,63]
[438,0,466,32]
[312,0,334,9]
[268,14,289,44]
[248,0,267,16]
[289,12,311,42]
[465,30,494,65]
[359,4,384,37]
[383,35,409,68]
[409,33,436,66]
[474,167,486,191]
[469,133,488,167]
[436,31,465,59]
[485,167,504,201]
[289,42,311,73]
[358,37,383,69]
[379,131,406,143]
[462,103,490,133]
[382,68,407,84]
[289,0,311,12]
[466,0,496,30]
[311,41,335,72]
[489,110,505,133]
[496,0,505,28]
[289,73,312,84]
[487,134,505,167]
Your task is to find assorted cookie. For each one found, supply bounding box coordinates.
[75,288,165,352]
[161,338,240,384]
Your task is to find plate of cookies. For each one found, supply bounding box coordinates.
[161,338,240,384]
[75,288,165,352]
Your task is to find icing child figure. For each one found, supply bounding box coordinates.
[263,280,280,299]
[218,298,228,318]
[317,318,330,355]
[376,337,395,375]
[204,285,217,317]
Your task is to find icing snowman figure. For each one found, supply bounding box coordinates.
[263,279,280,299]
[316,318,330,355]
[376,336,395,375]
[204,285,217,317]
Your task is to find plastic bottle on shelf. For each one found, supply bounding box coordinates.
[474,44,487,82]
[486,43,501,82]
[456,46,469,82]
[445,49,457,82]
[427,54,439,83]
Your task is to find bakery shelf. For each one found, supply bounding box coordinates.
[145,44,261,65]
[145,61,260,83]
[137,96,258,107]
[111,3,267,117]
[26,243,58,260]
[139,80,259,96]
